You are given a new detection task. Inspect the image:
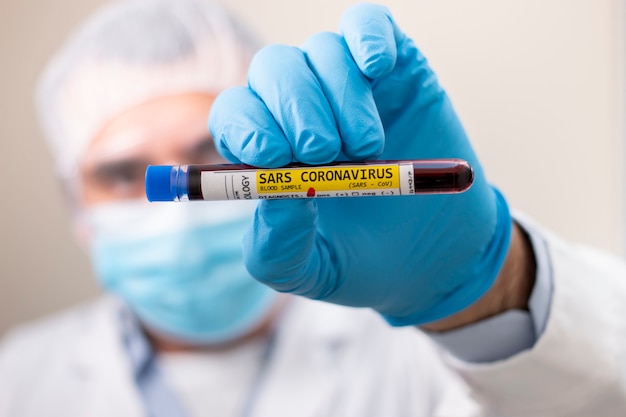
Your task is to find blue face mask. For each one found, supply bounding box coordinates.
[85,200,277,345]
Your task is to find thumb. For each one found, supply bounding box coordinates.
[243,199,336,298]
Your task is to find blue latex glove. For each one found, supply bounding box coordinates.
[209,3,512,325]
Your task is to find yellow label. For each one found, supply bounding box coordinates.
[255,164,400,195]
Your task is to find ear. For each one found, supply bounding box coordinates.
[71,214,92,252]
[61,174,92,249]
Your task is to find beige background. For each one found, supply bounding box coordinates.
[1,0,624,337]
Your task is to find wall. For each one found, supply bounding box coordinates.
[1,0,623,336]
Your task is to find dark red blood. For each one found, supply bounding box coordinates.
[307,187,315,197]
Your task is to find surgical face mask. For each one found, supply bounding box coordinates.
[85,200,277,345]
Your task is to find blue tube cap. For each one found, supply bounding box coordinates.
[145,165,174,201]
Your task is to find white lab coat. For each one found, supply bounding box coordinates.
[1,226,626,417]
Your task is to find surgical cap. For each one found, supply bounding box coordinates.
[36,0,260,180]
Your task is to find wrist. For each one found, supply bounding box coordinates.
[421,221,537,332]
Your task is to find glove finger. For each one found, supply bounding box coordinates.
[301,32,384,161]
[339,4,398,79]
[243,199,336,299]
[209,86,293,167]
[248,45,341,165]
[339,4,447,161]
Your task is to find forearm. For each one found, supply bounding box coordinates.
[421,221,536,332]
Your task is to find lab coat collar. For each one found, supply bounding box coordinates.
[253,297,373,417]
[71,296,145,417]
[69,295,378,417]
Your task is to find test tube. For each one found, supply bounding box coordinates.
[145,159,473,202]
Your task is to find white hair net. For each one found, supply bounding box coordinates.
[36,0,261,181]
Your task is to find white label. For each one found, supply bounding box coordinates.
[200,163,415,200]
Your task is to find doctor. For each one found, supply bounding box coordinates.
[2,0,626,416]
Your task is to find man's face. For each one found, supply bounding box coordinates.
[74,92,281,348]
[78,93,224,207]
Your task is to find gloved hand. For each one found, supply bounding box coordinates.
[209,3,512,325]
